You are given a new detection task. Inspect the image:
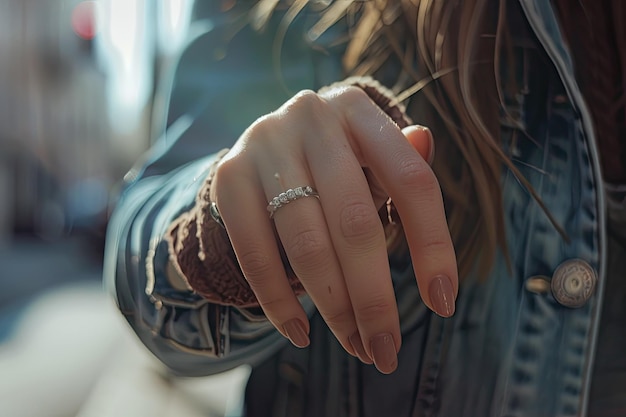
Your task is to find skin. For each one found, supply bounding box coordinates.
[211,86,459,374]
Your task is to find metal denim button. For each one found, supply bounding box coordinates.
[551,259,597,308]
[525,275,551,294]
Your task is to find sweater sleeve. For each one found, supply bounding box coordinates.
[102,4,343,376]
[104,150,310,376]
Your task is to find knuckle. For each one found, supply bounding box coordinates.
[237,249,274,288]
[334,86,377,119]
[213,151,254,188]
[285,89,326,114]
[322,308,355,329]
[397,158,439,192]
[276,90,335,133]
[339,201,381,244]
[420,236,452,254]
[286,228,330,269]
[258,296,289,313]
[338,85,370,103]
[246,114,280,143]
[356,297,395,322]
[213,157,240,186]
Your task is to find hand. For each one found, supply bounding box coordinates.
[212,86,458,374]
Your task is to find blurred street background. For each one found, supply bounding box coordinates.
[0,1,248,416]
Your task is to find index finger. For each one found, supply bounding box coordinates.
[322,86,458,317]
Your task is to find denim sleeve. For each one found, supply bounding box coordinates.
[104,152,316,376]
[102,6,341,376]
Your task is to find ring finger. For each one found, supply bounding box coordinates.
[259,161,371,363]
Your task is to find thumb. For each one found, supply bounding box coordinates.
[402,125,435,165]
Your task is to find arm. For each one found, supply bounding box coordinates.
[104,149,302,376]
[103,6,333,376]
[102,77,413,377]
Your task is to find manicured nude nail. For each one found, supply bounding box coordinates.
[421,126,435,165]
[283,319,310,348]
[349,332,373,364]
[370,333,397,374]
[402,125,435,165]
[428,275,456,317]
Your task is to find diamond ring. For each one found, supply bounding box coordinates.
[267,186,319,219]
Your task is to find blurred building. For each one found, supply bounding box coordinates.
[0,0,192,243]
[0,4,251,417]
[1,0,107,241]
[0,0,193,322]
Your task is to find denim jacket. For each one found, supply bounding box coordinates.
[104,1,614,416]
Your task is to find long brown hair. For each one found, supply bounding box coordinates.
[347,0,512,280]
[245,0,563,279]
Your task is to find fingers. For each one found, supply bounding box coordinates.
[213,158,311,348]
[368,125,435,209]
[321,86,458,317]
[212,86,457,376]
[299,118,401,373]
[215,110,370,362]
[258,160,367,362]
[396,127,455,317]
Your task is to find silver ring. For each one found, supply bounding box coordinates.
[209,202,225,228]
[267,186,319,219]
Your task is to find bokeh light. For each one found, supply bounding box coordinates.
[71,1,98,40]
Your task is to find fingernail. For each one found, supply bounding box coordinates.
[402,125,435,165]
[349,332,373,364]
[428,275,456,317]
[283,319,310,348]
[369,333,397,374]
[419,126,435,165]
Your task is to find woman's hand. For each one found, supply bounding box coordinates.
[212,86,458,374]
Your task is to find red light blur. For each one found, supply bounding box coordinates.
[71,1,98,40]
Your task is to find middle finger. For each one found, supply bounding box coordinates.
[259,161,373,365]
[301,119,402,375]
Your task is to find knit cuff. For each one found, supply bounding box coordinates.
[167,76,411,307]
